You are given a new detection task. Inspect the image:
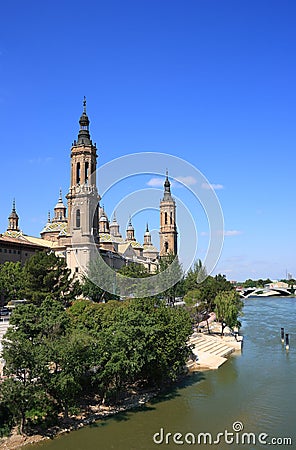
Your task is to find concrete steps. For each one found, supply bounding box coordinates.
[188,332,237,370]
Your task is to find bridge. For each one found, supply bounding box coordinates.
[238,287,293,298]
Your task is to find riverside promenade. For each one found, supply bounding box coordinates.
[187,323,243,371]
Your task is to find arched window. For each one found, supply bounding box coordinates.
[170,212,173,224]
[76,209,81,228]
[76,162,81,185]
[85,162,89,184]
[165,212,168,225]
[164,241,169,252]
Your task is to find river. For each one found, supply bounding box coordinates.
[31,297,295,449]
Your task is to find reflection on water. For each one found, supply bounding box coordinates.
[31,297,296,450]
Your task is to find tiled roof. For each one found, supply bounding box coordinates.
[100,233,124,243]
[129,241,143,249]
[143,245,158,253]
[25,235,55,248]
[40,221,68,234]
[0,233,53,249]
[117,242,133,254]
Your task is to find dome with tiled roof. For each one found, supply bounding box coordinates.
[41,221,68,234]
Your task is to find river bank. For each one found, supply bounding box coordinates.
[6,297,293,450]
[0,388,159,450]
[1,324,241,450]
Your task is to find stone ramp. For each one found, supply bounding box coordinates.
[188,332,236,370]
[190,334,235,358]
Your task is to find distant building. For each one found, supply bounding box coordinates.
[0,200,53,265]
[264,281,289,289]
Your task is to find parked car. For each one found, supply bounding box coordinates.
[0,307,10,316]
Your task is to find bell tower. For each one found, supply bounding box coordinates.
[159,171,177,257]
[65,98,100,274]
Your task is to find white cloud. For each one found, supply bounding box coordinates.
[224,230,243,236]
[200,230,243,237]
[201,182,224,190]
[147,175,197,188]
[175,176,197,186]
[146,177,164,187]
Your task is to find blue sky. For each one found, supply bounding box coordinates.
[0,0,295,281]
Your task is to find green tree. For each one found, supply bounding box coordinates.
[23,251,79,305]
[184,259,207,292]
[118,262,150,278]
[0,293,193,433]
[45,331,94,419]
[183,289,202,307]
[214,290,244,336]
[9,298,70,340]
[0,379,41,434]
[190,274,235,310]
[117,262,151,298]
[243,278,256,288]
[0,298,71,430]
[82,257,119,302]
[157,254,184,303]
[0,262,24,304]
[1,328,49,433]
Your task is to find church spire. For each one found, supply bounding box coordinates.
[7,199,20,231]
[163,169,172,200]
[77,96,91,145]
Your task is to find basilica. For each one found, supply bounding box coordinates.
[0,100,178,275]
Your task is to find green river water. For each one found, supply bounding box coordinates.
[30,297,295,449]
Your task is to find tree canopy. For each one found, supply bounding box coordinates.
[23,251,79,305]
[214,290,244,335]
[0,294,192,433]
[0,262,24,304]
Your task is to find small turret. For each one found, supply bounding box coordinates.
[143,223,152,247]
[53,190,67,222]
[110,212,122,238]
[7,199,20,231]
[99,207,110,233]
[126,216,136,241]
